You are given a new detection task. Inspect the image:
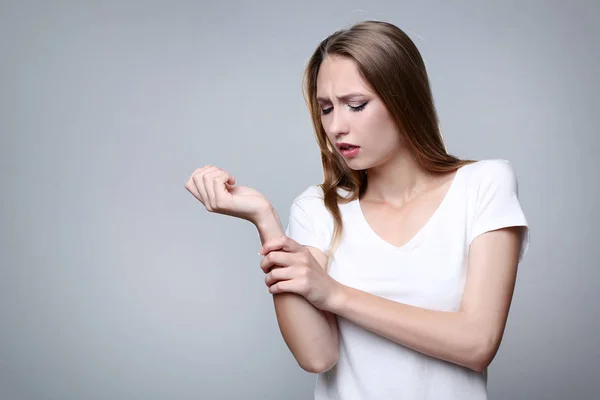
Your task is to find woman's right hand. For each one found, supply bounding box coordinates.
[184,165,273,223]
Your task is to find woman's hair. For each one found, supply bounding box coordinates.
[301,20,473,267]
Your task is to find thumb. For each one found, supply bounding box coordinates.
[213,172,234,202]
[260,236,302,255]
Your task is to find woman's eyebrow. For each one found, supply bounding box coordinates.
[316,93,366,102]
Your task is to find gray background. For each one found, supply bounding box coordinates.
[1,1,598,399]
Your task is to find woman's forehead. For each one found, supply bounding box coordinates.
[316,57,373,99]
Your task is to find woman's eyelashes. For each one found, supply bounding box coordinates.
[321,101,369,115]
[350,101,369,112]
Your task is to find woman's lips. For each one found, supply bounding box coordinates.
[340,146,360,157]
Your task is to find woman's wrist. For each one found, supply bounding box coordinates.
[253,207,285,244]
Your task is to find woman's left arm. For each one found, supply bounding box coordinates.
[326,226,523,372]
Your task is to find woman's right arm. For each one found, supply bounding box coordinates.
[254,208,339,374]
[184,165,338,373]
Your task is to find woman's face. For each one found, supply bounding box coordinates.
[316,54,403,171]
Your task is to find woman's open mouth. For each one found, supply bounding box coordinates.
[339,145,360,157]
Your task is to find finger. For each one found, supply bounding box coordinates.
[185,165,209,187]
[260,250,295,273]
[265,266,297,287]
[185,165,213,201]
[187,165,215,187]
[191,165,217,205]
[203,170,223,209]
[213,170,233,207]
[268,279,298,295]
[185,179,202,201]
[260,236,303,256]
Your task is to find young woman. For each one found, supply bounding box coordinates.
[186,20,529,400]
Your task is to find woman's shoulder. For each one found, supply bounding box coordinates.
[288,185,328,217]
[291,184,324,204]
[460,158,520,188]
[288,184,336,228]
[291,184,351,203]
[289,183,350,217]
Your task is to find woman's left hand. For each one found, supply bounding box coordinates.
[259,236,342,311]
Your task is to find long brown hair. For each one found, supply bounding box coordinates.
[302,20,473,266]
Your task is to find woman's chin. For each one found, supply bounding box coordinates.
[345,160,369,171]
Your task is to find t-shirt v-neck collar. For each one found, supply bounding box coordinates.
[351,167,463,253]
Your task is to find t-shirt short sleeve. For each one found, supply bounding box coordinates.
[468,160,530,262]
[284,186,332,254]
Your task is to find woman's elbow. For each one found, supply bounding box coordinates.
[467,333,501,372]
[300,350,339,374]
[468,356,491,373]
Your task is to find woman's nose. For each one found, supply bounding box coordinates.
[328,108,349,137]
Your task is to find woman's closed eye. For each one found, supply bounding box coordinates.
[321,101,369,115]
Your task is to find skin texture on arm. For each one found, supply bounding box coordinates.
[323,226,523,372]
[255,209,339,373]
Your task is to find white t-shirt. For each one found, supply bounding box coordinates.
[284,159,530,400]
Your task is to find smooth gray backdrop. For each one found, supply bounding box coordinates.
[1,1,598,399]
